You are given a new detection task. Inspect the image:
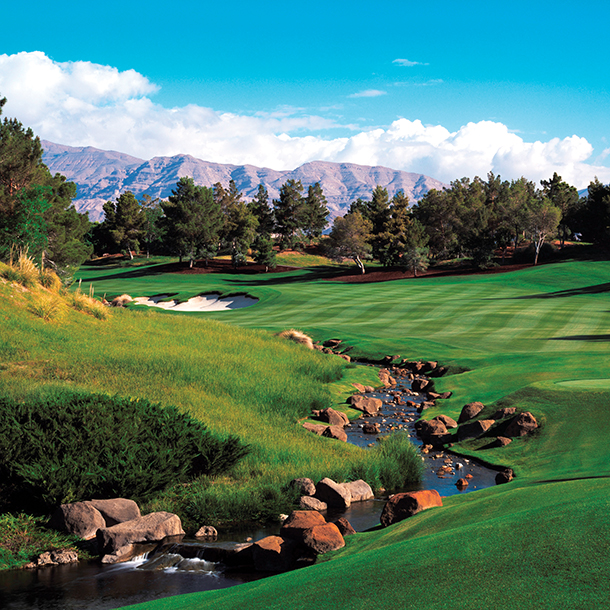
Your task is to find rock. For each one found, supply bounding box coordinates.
[318,407,349,426]
[89,498,140,527]
[348,395,383,416]
[456,478,469,489]
[505,412,538,437]
[494,436,512,447]
[289,477,316,496]
[491,407,517,420]
[432,415,458,429]
[50,502,106,540]
[430,366,448,377]
[302,523,345,554]
[252,535,299,572]
[322,425,348,442]
[344,480,374,502]
[418,419,448,438]
[280,510,327,540]
[315,477,352,509]
[457,419,495,442]
[334,517,356,536]
[302,422,327,435]
[194,525,218,538]
[299,496,328,511]
[364,385,375,393]
[362,422,380,434]
[495,468,515,485]
[100,543,138,564]
[97,512,185,556]
[380,490,443,527]
[458,401,485,424]
[32,549,80,568]
[338,354,351,362]
[351,383,366,392]
[411,378,429,392]
[439,391,453,399]
[323,339,342,348]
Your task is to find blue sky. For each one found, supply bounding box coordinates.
[1,0,609,187]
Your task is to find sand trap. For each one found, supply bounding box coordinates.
[133,293,258,312]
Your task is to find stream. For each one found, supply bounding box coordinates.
[1,369,500,610]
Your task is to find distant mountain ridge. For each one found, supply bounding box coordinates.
[42,141,448,222]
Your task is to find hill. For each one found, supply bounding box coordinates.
[41,141,447,221]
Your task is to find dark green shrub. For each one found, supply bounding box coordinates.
[0,389,249,512]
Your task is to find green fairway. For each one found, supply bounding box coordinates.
[3,256,609,607]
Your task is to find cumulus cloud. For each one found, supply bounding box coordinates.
[348,89,387,98]
[393,59,429,67]
[0,51,608,188]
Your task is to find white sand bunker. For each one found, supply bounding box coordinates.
[133,293,258,312]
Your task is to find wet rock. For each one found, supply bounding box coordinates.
[351,383,366,392]
[302,422,327,435]
[322,425,348,442]
[411,378,430,392]
[317,407,349,427]
[495,468,515,485]
[338,354,351,362]
[458,402,485,424]
[299,496,328,511]
[348,395,383,416]
[252,536,300,572]
[363,385,375,393]
[432,414,458,429]
[334,517,356,536]
[194,525,218,539]
[456,478,469,489]
[417,419,448,438]
[380,490,443,527]
[97,512,185,556]
[457,419,495,442]
[302,523,345,554]
[362,422,380,434]
[50,502,106,540]
[289,477,316,496]
[505,412,538,437]
[344,480,374,502]
[100,544,138,564]
[315,478,351,509]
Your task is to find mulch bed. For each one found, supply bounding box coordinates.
[167,259,298,275]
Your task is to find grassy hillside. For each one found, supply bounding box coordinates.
[68,256,610,610]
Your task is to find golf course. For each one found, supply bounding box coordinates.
[1,251,609,609]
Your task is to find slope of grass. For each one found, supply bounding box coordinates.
[70,257,610,610]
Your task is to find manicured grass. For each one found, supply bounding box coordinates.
[68,256,610,609]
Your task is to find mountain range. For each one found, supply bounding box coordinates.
[41,141,448,222]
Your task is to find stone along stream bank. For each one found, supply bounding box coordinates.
[2,360,522,610]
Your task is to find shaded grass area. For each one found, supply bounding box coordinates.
[71,257,610,609]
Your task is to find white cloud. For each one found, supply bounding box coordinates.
[393,59,429,67]
[0,51,608,189]
[348,89,387,98]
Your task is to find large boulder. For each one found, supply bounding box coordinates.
[334,517,356,536]
[315,478,351,509]
[280,510,327,541]
[458,401,485,423]
[491,407,517,420]
[496,468,515,485]
[50,502,106,540]
[89,498,140,527]
[302,523,345,554]
[344,480,374,502]
[411,378,430,392]
[432,414,458,429]
[505,412,538,437]
[380,490,443,527]
[317,408,349,426]
[418,419,448,438]
[97,512,185,556]
[299,496,328,511]
[252,536,300,572]
[348,395,382,416]
[322,425,347,442]
[302,422,327,435]
[457,419,495,442]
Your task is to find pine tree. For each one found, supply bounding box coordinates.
[301,182,329,243]
[248,184,275,237]
[273,179,304,250]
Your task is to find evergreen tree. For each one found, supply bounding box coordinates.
[248,184,275,237]
[253,235,277,272]
[301,182,329,242]
[273,179,304,249]
[224,201,258,267]
[540,172,579,248]
[104,192,146,259]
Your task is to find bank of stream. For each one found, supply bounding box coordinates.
[1,367,502,610]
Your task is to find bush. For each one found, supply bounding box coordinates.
[0,389,249,513]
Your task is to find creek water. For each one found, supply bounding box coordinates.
[1,369,500,610]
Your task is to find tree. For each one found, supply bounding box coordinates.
[540,172,580,248]
[571,179,610,247]
[274,179,304,249]
[301,182,329,242]
[247,184,275,238]
[401,246,430,277]
[224,201,258,267]
[160,177,222,267]
[253,235,277,272]
[326,212,372,274]
[528,198,561,265]
[139,195,164,258]
[104,192,145,259]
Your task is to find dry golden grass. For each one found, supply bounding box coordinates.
[277,328,314,349]
[111,293,133,307]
